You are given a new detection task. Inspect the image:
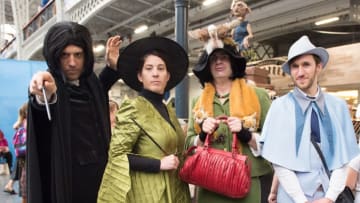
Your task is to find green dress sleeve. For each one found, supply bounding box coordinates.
[97,99,140,202]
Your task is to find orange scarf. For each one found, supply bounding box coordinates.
[193,78,261,134]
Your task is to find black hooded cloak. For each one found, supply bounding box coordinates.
[26,21,120,203]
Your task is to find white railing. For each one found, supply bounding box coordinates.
[67,0,114,24]
[20,0,112,59]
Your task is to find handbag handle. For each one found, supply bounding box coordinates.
[311,139,331,178]
[203,115,240,155]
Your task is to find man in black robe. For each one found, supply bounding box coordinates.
[27,21,122,203]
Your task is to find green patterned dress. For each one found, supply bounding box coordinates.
[98,96,191,203]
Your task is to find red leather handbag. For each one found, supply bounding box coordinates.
[179,117,251,198]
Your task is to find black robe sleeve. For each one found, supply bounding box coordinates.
[98,66,121,92]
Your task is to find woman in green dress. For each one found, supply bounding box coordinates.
[185,36,273,203]
[97,37,191,203]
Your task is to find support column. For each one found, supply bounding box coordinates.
[10,0,28,59]
[174,0,189,119]
[55,0,65,21]
[350,0,360,22]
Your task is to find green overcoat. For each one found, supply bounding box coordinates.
[185,87,273,203]
[98,96,191,203]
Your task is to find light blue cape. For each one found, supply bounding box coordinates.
[261,93,359,171]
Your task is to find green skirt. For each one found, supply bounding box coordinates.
[196,176,262,203]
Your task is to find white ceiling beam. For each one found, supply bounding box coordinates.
[130,0,351,46]
[109,5,133,15]
[250,0,351,41]
[101,0,173,35]
[132,0,233,40]
[135,0,174,13]
[95,14,121,25]
[109,5,157,24]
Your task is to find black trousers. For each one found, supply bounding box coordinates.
[260,172,274,203]
[0,151,13,171]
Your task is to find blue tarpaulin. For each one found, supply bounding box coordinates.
[0,59,47,169]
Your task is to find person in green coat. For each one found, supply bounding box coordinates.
[185,35,273,203]
[97,36,191,203]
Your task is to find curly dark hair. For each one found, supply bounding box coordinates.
[43,21,94,82]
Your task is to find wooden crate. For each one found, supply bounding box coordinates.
[246,66,270,77]
[246,67,270,84]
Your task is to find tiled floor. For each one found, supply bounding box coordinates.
[1,168,196,203]
[0,175,22,203]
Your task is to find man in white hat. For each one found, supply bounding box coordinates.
[260,35,359,202]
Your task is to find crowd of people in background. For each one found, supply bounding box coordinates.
[0,129,12,176]
[2,103,28,203]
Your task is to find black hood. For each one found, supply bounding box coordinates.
[43,21,94,82]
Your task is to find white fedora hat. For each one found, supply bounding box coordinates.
[282,35,329,74]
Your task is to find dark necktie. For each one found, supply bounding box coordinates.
[311,106,321,143]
